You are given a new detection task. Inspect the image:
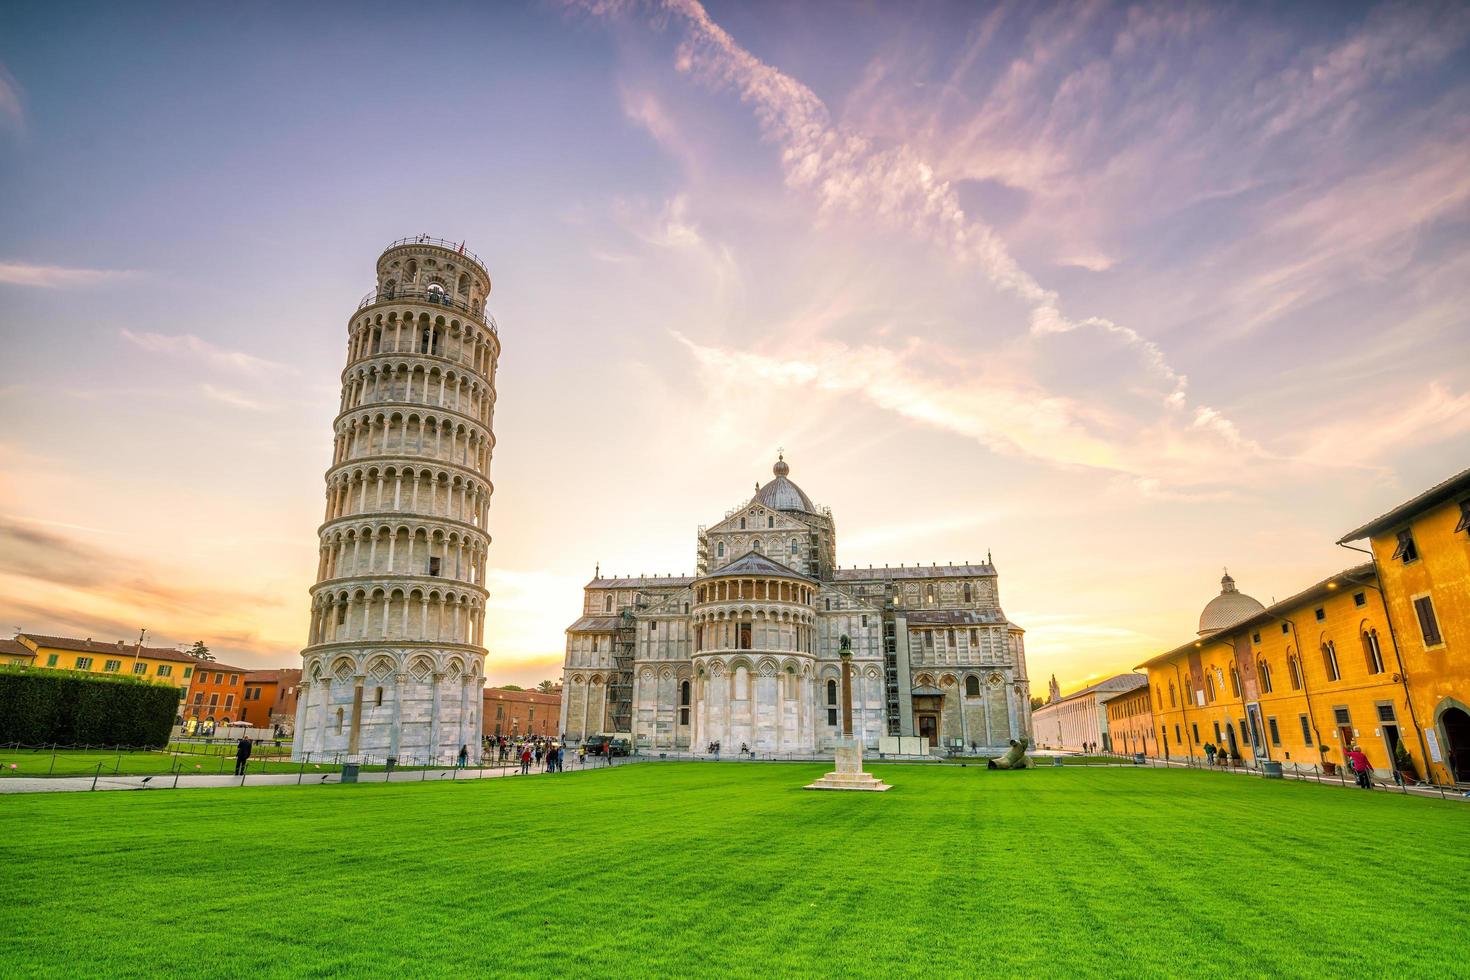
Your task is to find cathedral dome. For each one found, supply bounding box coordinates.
[1198,571,1265,636]
[755,455,816,513]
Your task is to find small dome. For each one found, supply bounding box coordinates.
[755,455,815,513]
[1198,569,1265,635]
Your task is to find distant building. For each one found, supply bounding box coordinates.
[483,687,561,739]
[1339,465,1470,783]
[182,661,250,729]
[1030,674,1147,752]
[1101,685,1155,757]
[2,637,35,666]
[11,634,213,719]
[1138,566,1410,772]
[560,455,1030,754]
[241,669,303,731]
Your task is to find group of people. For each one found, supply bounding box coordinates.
[1080,740,1101,754]
[461,734,618,774]
[1345,744,1374,789]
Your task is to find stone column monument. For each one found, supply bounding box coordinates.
[805,635,891,791]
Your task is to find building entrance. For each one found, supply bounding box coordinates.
[1442,707,1470,782]
[918,714,939,747]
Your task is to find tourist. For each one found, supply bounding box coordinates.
[1203,742,1217,765]
[457,744,469,768]
[520,746,532,775]
[1347,745,1372,789]
[234,735,253,776]
[577,743,586,767]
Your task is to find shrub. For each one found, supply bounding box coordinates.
[0,667,178,747]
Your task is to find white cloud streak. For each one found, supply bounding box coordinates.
[0,262,134,288]
[120,329,289,376]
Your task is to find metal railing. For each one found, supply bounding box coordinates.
[356,284,498,333]
[383,236,488,272]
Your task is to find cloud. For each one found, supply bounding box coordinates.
[571,0,1261,489]
[0,63,22,131]
[0,262,134,288]
[120,328,288,376]
[199,383,271,412]
[0,515,280,617]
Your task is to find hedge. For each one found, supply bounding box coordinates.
[0,666,179,747]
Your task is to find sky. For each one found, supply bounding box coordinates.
[1,0,1468,691]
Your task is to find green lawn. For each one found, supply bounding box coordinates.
[0,748,482,777]
[2,764,1466,977]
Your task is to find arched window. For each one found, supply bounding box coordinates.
[1205,672,1216,702]
[680,680,691,706]
[965,675,980,696]
[1168,682,1177,708]
[1288,655,1303,690]
[1229,665,1241,698]
[605,595,612,613]
[752,539,762,554]
[827,679,838,705]
[427,282,445,304]
[739,517,746,529]
[1257,660,1273,693]
[1322,641,1341,681]
[964,583,973,603]
[789,539,798,556]
[717,542,725,558]
[335,707,344,735]
[1363,630,1385,674]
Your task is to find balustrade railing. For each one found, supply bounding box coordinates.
[356,284,498,333]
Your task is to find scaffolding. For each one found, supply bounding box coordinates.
[607,593,647,735]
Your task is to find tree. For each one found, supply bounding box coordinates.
[536,679,557,694]
[189,641,214,662]
[499,684,523,692]
[1030,696,1044,712]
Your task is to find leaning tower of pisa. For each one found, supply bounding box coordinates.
[294,238,499,765]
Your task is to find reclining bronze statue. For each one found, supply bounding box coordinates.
[988,737,1032,769]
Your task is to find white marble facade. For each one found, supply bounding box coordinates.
[296,238,499,764]
[560,457,1030,754]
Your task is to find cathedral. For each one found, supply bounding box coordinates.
[559,457,1031,755]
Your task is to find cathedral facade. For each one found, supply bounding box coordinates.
[560,457,1030,754]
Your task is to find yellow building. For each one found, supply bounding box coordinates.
[13,634,201,711]
[1137,566,1422,778]
[1338,465,1470,784]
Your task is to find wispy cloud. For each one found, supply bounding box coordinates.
[0,262,134,288]
[120,328,288,376]
[574,0,1254,491]
[0,63,23,132]
[199,383,272,412]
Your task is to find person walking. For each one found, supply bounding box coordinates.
[520,746,532,775]
[457,744,469,769]
[1347,745,1372,789]
[577,744,586,767]
[234,735,253,776]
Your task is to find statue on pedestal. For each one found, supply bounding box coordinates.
[804,635,892,792]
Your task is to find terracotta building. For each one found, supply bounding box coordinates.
[240,669,303,731]
[182,661,250,729]
[483,687,561,739]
